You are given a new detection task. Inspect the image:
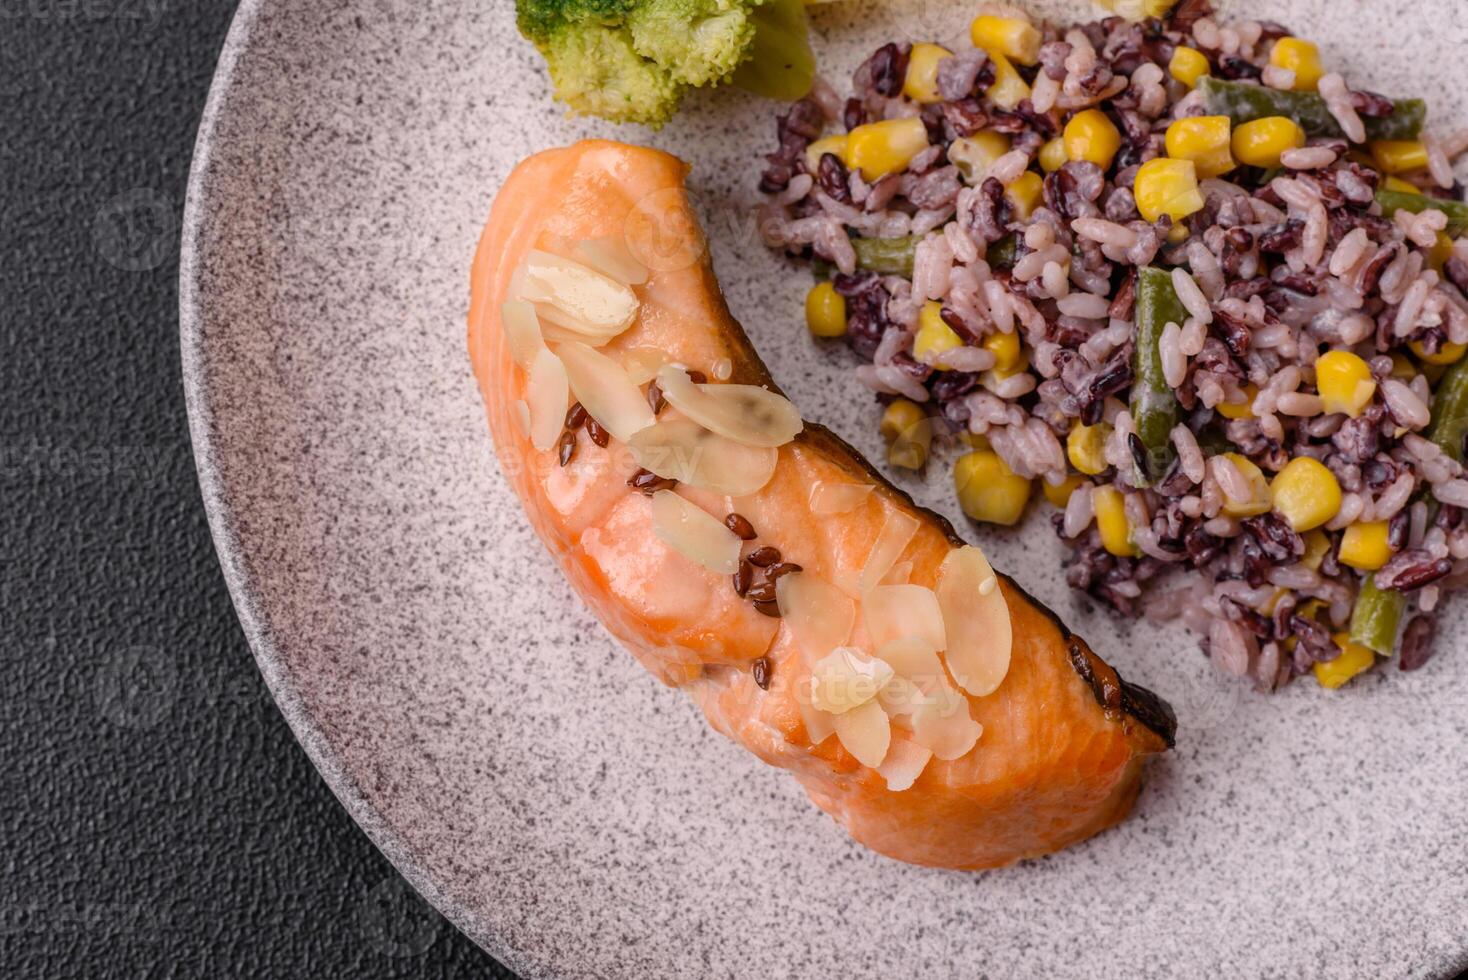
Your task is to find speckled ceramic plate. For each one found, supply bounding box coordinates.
[181,1,1468,976]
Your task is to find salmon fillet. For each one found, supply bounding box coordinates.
[468,140,1175,870]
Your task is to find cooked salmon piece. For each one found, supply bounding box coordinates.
[468,140,1175,870]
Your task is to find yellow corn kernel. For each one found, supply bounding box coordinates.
[1426,232,1455,275]
[1315,350,1376,417]
[1005,171,1044,220]
[981,351,1029,386]
[1216,383,1258,420]
[1042,473,1086,508]
[1169,45,1210,88]
[1269,456,1342,532]
[889,419,932,470]
[1338,520,1392,571]
[947,130,1011,182]
[954,450,1032,526]
[879,398,926,442]
[844,117,930,180]
[1382,175,1421,194]
[1389,353,1417,378]
[1268,37,1324,91]
[1092,485,1137,557]
[804,135,849,174]
[903,43,954,104]
[1409,337,1468,366]
[982,329,1021,373]
[805,281,847,338]
[1370,140,1429,174]
[1064,108,1122,171]
[1218,452,1272,518]
[959,430,990,451]
[969,15,1041,66]
[1164,115,1235,179]
[985,52,1031,110]
[1166,224,1191,244]
[1066,422,1112,476]
[1231,116,1306,169]
[1315,634,1377,689]
[1133,157,1206,224]
[913,301,963,366]
[1038,136,1067,173]
[1301,529,1331,570]
[1095,0,1178,18]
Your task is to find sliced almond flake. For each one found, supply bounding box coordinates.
[877,738,933,792]
[876,674,928,718]
[911,680,983,761]
[649,490,741,574]
[526,348,569,452]
[881,561,913,586]
[856,509,920,594]
[862,584,947,651]
[537,313,611,348]
[809,647,894,715]
[775,573,856,664]
[622,347,669,386]
[875,636,945,684]
[936,546,1012,698]
[833,698,891,769]
[809,480,874,515]
[518,250,638,340]
[501,300,545,369]
[628,419,777,496]
[511,400,531,439]
[573,236,649,286]
[798,696,836,746]
[656,365,803,448]
[556,341,655,442]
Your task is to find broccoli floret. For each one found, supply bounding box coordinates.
[628,0,758,88]
[515,0,812,128]
[541,20,683,126]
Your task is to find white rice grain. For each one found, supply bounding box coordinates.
[1172,425,1206,484]
[1071,217,1139,248]
[1318,72,1366,144]
[1280,145,1338,170]
[1041,260,1070,299]
[1261,65,1296,90]
[1329,227,1371,277]
[1160,321,1187,388]
[1373,471,1417,521]
[1380,378,1431,430]
[1063,483,1095,538]
[1171,267,1213,324]
[1432,479,1468,508]
[1276,392,1324,417]
[1423,132,1456,190]
[1057,292,1110,319]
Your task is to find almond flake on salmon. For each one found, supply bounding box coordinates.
[518,249,638,340]
[775,572,856,664]
[627,418,778,496]
[572,236,649,286]
[861,584,947,651]
[655,364,803,448]
[808,480,874,515]
[649,489,742,574]
[525,348,569,452]
[555,341,655,443]
[832,698,891,769]
[809,647,894,715]
[936,546,1012,698]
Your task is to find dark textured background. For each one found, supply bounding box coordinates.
[1,3,512,976]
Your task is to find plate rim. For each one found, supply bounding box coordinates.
[178,1,540,975]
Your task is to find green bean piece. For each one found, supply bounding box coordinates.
[1375,189,1468,238]
[1348,573,1406,656]
[1427,356,1468,463]
[1197,77,1426,141]
[985,233,1017,269]
[851,236,918,277]
[1129,267,1183,485]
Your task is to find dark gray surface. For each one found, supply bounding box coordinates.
[0,4,510,976]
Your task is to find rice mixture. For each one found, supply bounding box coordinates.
[757,0,1468,690]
